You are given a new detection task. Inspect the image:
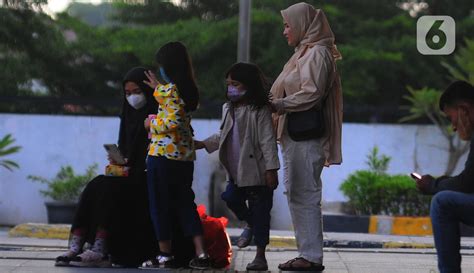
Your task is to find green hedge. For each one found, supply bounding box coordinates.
[340,170,431,216]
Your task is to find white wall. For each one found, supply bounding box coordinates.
[0,114,467,229]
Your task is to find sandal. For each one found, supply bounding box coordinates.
[246,258,268,271]
[140,258,160,270]
[236,227,253,248]
[189,253,211,270]
[140,254,176,269]
[278,257,325,271]
[68,250,111,268]
[55,250,79,267]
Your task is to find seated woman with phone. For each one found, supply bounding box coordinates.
[55,67,160,267]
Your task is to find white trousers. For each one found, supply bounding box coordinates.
[280,129,325,264]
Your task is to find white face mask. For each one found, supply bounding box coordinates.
[126,93,146,109]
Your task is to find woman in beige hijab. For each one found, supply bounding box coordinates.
[270,2,342,271]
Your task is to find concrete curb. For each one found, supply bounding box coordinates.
[9,223,438,249]
[9,223,439,249]
[10,217,473,250]
[368,216,432,236]
[324,215,432,236]
[8,215,435,240]
[229,236,439,249]
[9,223,70,240]
[324,215,474,237]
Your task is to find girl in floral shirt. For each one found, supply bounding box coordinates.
[142,41,209,270]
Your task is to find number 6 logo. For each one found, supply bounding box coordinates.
[417,16,455,55]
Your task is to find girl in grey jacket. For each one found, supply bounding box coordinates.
[195,62,280,271]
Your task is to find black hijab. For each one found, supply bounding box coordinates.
[118,67,157,173]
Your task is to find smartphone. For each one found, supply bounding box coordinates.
[410,172,422,180]
[103,144,126,165]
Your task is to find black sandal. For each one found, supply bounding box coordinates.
[246,258,268,271]
[236,227,253,248]
[278,257,325,271]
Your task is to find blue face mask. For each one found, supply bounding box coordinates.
[159,67,171,83]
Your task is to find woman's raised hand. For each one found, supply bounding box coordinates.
[143,70,161,89]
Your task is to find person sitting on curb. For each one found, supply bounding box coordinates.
[55,67,159,268]
[414,80,474,273]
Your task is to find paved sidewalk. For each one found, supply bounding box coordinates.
[2,245,474,272]
[3,227,474,272]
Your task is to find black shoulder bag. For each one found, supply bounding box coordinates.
[286,55,336,142]
[286,96,328,141]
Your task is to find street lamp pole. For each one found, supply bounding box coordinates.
[237,0,251,62]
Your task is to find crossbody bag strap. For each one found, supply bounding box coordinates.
[299,45,337,110]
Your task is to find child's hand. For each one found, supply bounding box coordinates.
[269,100,278,113]
[143,70,161,90]
[144,117,151,130]
[265,169,278,190]
[194,140,205,150]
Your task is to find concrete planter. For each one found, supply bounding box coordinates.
[45,201,77,224]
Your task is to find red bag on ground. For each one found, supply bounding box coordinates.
[197,204,232,268]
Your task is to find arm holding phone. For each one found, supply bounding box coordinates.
[412,138,474,194]
[107,155,128,166]
[410,172,435,194]
[104,144,128,165]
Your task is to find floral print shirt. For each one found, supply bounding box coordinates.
[148,83,195,161]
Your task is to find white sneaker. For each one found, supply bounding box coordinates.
[140,254,176,269]
[69,250,111,267]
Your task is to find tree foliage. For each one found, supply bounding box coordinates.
[400,39,474,175]
[0,134,21,171]
[1,0,473,119]
[28,164,98,202]
[366,146,391,175]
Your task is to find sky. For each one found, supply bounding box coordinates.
[46,0,103,14]
[46,0,182,14]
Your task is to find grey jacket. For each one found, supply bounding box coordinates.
[203,103,280,187]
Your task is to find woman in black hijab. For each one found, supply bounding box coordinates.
[55,67,159,267]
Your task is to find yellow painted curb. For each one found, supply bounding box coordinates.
[391,217,432,236]
[368,215,378,234]
[368,216,433,236]
[269,236,297,248]
[9,223,71,240]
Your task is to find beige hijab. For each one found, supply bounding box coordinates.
[271,2,343,166]
[272,2,341,101]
